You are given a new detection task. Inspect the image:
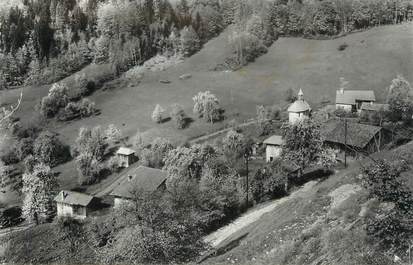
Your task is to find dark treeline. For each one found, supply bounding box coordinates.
[0,0,412,87]
[0,0,223,87]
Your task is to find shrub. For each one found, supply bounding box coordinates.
[193,91,221,123]
[15,137,34,161]
[170,104,186,129]
[105,124,122,145]
[62,99,96,121]
[40,82,69,118]
[107,156,121,173]
[33,131,70,167]
[76,153,104,185]
[78,99,96,117]
[151,104,165,124]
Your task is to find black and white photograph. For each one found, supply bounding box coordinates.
[0,0,413,264]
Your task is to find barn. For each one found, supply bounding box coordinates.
[110,166,167,208]
[322,120,389,155]
[336,89,376,112]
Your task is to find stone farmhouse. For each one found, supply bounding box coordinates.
[335,88,376,112]
[54,190,96,219]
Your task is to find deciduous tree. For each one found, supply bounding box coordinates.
[22,163,58,224]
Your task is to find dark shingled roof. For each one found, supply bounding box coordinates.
[360,103,389,112]
[110,166,167,199]
[322,120,382,149]
[54,190,94,206]
[336,90,376,105]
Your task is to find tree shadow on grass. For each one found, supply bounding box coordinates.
[161,117,171,124]
[183,117,194,129]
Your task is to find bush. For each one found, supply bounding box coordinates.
[0,206,24,229]
[193,91,222,123]
[152,104,165,124]
[61,99,96,121]
[40,82,69,118]
[170,104,186,129]
[107,156,121,173]
[15,137,34,161]
[33,131,71,167]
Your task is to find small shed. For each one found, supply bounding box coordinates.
[110,166,167,208]
[360,103,389,115]
[54,191,95,219]
[263,135,284,162]
[116,147,136,168]
[287,89,311,124]
[336,89,376,112]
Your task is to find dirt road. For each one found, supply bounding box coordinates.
[204,181,318,248]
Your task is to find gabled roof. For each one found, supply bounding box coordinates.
[287,100,311,113]
[110,166,167,199]
[336,90,376,105]
[264,135,284,146]
[116,147,136,156]
[322,120,382,149]
[54,190,94,207]
[360,103,389,112]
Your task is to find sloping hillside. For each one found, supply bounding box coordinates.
[200,162,385,264]
[199,141,413,265]
[1,23,412,199]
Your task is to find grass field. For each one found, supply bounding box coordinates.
[1,22,412,205]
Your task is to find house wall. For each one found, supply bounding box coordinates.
[57,203,87,219]
[336,104,353,112]
[266,145,282,162]
[289,111,309,124]
[114,197,133,208]
[118,155,133,168]
[57,202,73,217]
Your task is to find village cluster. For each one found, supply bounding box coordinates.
[55,85,391,220]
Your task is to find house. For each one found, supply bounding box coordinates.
[287,89,311,124]
[360,103,389,115]
[322,119,389,155]
[110,166,167,208]
[116,147,137,168]
[335,88,376,112]
[263,135,284,162]
[54,190,95,219]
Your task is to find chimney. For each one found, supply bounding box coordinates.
[62,191,67,200]
[128,175,133,181]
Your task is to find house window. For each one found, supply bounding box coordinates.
[73,205,84,216]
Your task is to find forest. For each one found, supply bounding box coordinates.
[0,0,412,88]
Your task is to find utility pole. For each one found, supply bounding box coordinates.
[244,150,251,208]
[344,119,348,168]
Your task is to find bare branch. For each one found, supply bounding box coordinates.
[0,89,23,125]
